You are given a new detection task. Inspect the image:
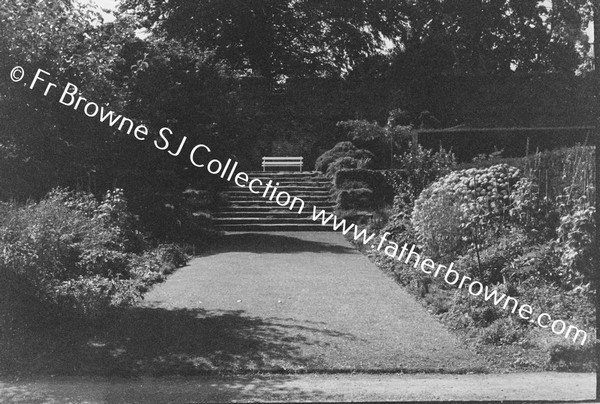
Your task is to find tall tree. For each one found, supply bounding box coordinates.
[394,0,592,75]
[120,0,410,79]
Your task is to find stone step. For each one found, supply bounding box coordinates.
[223,186,332,193]
[223,192,332,200]
[213,169,334,231]
[224,187,332,193]
[227,199,332,206]
[235,182,331,188]
[243,176,330,182]
[214,223,332,232]
[213,217,325,224]
[217,205,335,213]
[214,210,332,218]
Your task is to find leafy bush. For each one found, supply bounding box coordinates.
[518,281,594,330]
[443,289,507,330]
[556,201,595,288]
[325,156,373,177]
[455,231,527,284]
[0,188,189,320]
[387,143,456,208]
[476,317,527,346]
[381,203,417,245]
[315,141,375,173]
[412,164,523,261]
[152,243,189,274]
[337,109,413,168]
[461,146,594,206]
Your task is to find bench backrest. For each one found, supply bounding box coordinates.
[262,156,303,171]
[262,157,303,164]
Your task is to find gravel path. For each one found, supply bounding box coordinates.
[0,373,594,402]
[105,231,486,373]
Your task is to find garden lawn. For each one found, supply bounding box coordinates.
[88,231,489,375]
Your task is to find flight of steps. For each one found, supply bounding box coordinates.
[213,171,335,231]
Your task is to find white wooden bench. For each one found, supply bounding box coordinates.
[262,156,303,172]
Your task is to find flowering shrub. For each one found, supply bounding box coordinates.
[412,164,523,260]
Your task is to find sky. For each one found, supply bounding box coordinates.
[89,0,118,22]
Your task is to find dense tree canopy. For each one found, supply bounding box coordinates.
[120,0,410,79]
[0,0,236,200]
[122,0,592,79]
[394,0,592,75]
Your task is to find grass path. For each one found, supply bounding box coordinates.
[96,231,488,374]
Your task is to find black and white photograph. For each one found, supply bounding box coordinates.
[0,0,597,402]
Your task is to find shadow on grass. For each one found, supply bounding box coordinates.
[201,232,355,255]
[2,307,359,378]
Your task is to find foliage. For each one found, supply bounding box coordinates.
[334,169,393,207]
[388,0,591,76]
[0,1,139,200]
[519,280,594,330]
[548,340,596,371]
[476,317,528,346]
[363,145,595,370]
[325,156,373,178]
[122,0,591,78]
[455,231,527,285]
[336,188,374,211]
[412,164,523,261]
[337,109,413,168]
[482,146,595,206]
[315,142,374,173]
[384,143,456,213]
[120,0,410,79]
[555,200,596,289]
[0,188,188,320]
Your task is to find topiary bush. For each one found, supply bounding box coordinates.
[412,164,524,261]
[335,169,393,202]
[333,169,394,216]
[325,156,373,177]
[336,188,374,211]
[315,141,374,173]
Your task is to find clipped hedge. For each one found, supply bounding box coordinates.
[315,141,374,173]
[326,156,373,177]
[336,188,374,210]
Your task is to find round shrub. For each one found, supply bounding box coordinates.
[412,164,523,260]
[315,141,374,173]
